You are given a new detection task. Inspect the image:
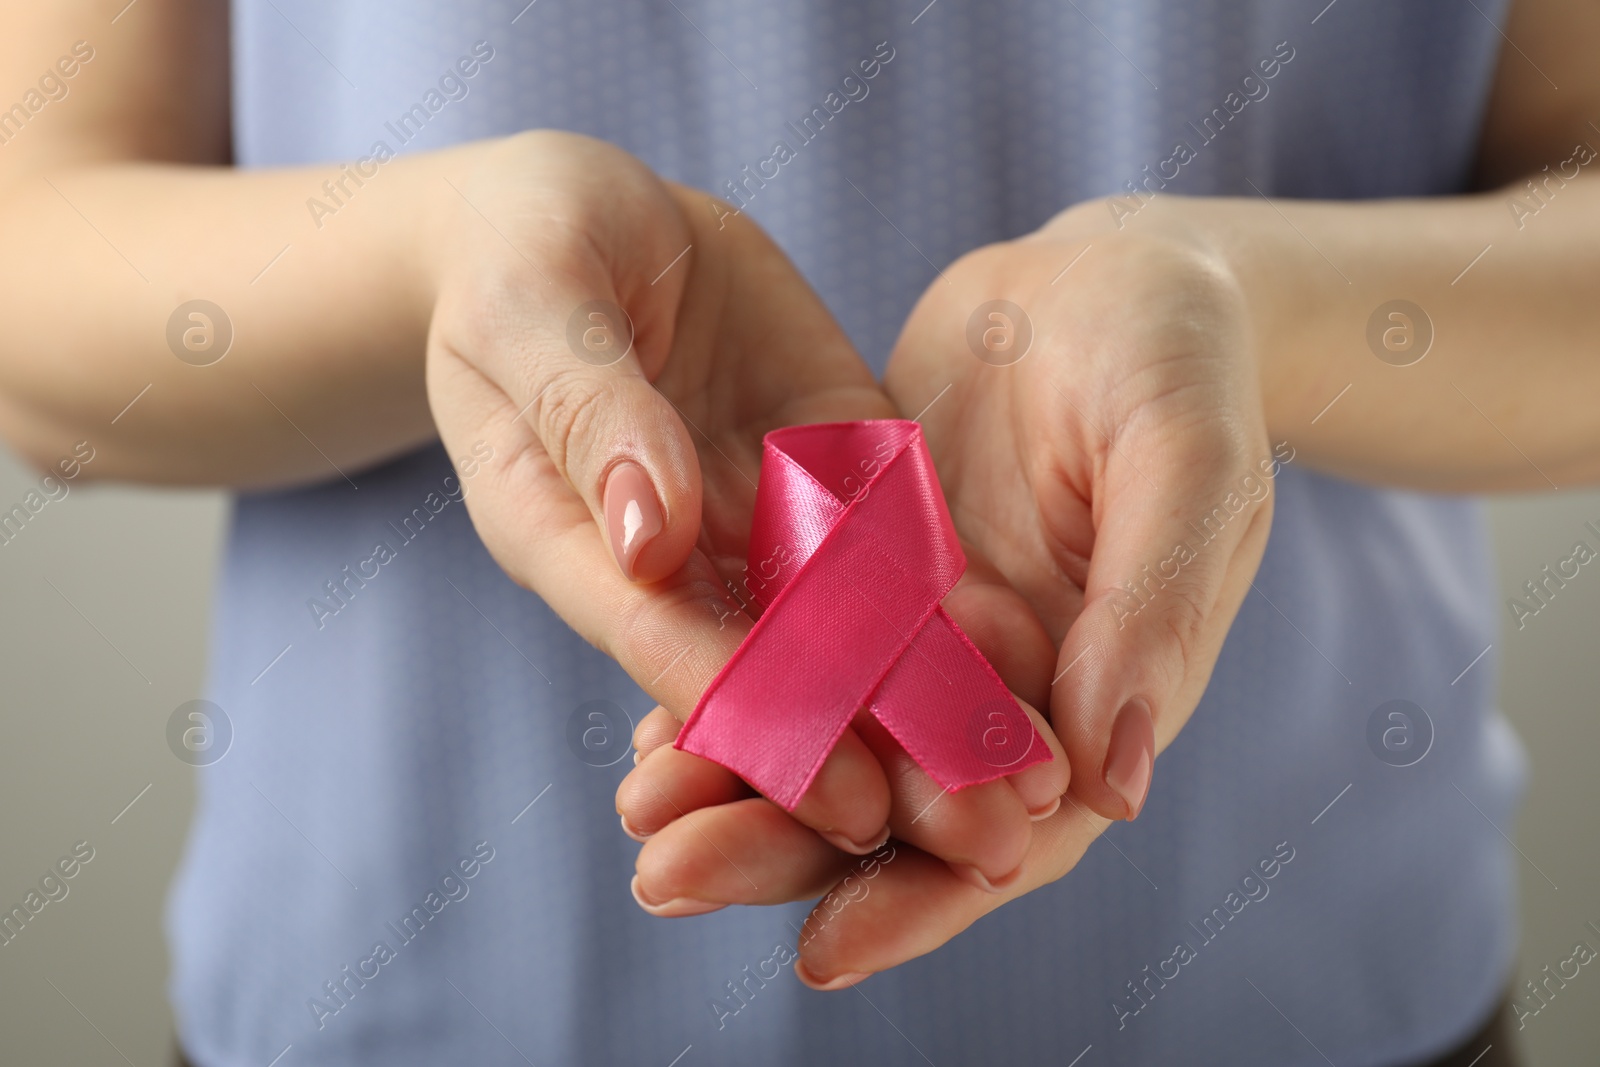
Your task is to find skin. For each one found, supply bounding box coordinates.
[3,0,1598,995]
[616,0,1600,988]
[0,3,1063,909]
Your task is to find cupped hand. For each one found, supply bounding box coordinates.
[619,197,1278,987]
[428,131,888,850]
[800,199,1279,983]
[889,201,1277,823]
[617,546,1071,921]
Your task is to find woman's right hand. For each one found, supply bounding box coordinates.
[423,132,1065,884]
[425,132,889,852]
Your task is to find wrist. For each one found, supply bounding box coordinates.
[406,137,504,316]
[1075,193,1334,443]
[1036,195,1279,433]
[1174,197,1329,440]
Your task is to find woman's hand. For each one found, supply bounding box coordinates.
[794,200,1279,982]
[424,130,893,850]
[613,197,1278,986]
[887,203,1277,822]
[616,542,1072,925]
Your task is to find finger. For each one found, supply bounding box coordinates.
[435,263,702,585]
[435,143,709,585]
[803,543,1070,883]
[793,803,1107,988]
[617,744,749,841]
[629,694,1043,897]
[631,705,681,762]
[943,553,1055,707]
[1052,409,1274,822]
[632,798,850,914]
[941,551,1071,813]
[997,698,1070,819]
[431,355,894,847]
[620,714,891,852]
[851,712,1031,892]
[795,847,973,989]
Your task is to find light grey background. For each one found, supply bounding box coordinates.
[1,446,1596,1066]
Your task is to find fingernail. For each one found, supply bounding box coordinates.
[630,874,723,917]
[795,960,871,991]
[1104,698,1155,821]
[819,826,890,856]
[620,814,653,843]
[603,462,662,581]
[950,862,1022,895]
[1028,796,1061,821]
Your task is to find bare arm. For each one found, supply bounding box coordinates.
[0,0,450,485]
[0,1,1073,890]
[1085,0,1600,492]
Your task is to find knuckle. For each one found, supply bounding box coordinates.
[610,573,731,685]
[636,834,702,892]
[944,239,1019,290]
[534,371,613,476]
[1111,363,1238,448]
[1153,580,1209,682]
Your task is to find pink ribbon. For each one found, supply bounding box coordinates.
[675,419,1051,811]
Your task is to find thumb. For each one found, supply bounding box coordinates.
[529,320,703,583]
[430,133,708,585]
[1051,431,1277,822]
[442,223,704,585]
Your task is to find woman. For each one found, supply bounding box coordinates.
[1,1,1593,1063]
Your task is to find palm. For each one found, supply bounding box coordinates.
[647,203,899,592]
[905,363,1095,651]
[887,229,1267,667]
[427,139,897,643]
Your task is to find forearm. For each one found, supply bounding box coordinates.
[0,149,469,486]
[1173,176,1600,492]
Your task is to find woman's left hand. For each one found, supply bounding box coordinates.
[617,199,1279,986]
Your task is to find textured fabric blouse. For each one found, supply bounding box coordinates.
[168,2,1526,1064]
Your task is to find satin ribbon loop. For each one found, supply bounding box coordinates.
[675,419,1050,810]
